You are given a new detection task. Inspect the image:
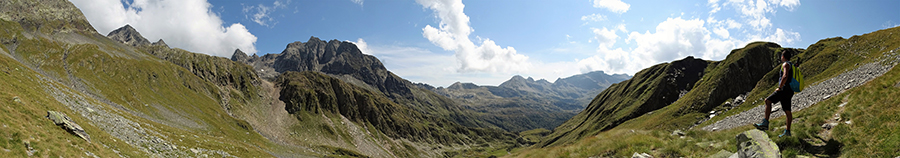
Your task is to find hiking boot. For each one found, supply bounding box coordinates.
[753,119,769,130]
[779,130,792,137]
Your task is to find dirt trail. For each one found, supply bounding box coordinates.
[702,51,900,131]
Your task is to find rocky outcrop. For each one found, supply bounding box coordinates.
[46,111,90,142]
[233,36,412,99]
[0,0,97,34]
[141,45,261,100]
[735,130,781,158]
[231,49,250,63]
[107,25,152,46]
[152,39,168,47]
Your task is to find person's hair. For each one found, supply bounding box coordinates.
[781,50,792,59]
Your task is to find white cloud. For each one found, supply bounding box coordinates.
[70,0,258,57]
[417,0,530,73]
[581,13,607,22]
[769,0,800,11]
[242,0,290,27]
[713,27,730,38]
[592,27,618,48]
[592,0,631,14]
[350,0,364,6]
[578,17,742,75]
[715,0,796,31]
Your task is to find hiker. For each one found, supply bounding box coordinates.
[755,50,794,137]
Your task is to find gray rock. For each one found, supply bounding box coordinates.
[821,122,838,130]
[735,130,780,158]
[671,129,685,136]
[632,152,653,158]
[708,149,734,158]
[46,111,91,142]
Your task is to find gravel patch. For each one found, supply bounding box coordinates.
[40,75,234,157]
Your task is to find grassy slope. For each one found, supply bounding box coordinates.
[0,47,144,158]
[278,71,518,157]
[1,17,284,157]
[508,27,900,157]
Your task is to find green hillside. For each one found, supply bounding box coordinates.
[0,0,520,157]
[509,26,900,157]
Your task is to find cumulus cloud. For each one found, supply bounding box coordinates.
[578,0,803,75]
[592,0,630,14]
[416,0,530,73]
[578,17,741,75]
[70,0,258,57]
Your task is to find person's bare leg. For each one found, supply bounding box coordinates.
[764,99,772,120]
[785,110,792,131]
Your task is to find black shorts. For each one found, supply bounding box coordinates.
[767,89,794,111]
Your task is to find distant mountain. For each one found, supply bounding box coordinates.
[232,37,500,129]
[429,71,630,132]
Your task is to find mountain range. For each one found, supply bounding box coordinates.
[2,0,899,157]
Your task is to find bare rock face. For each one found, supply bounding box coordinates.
[735,130,781,158]
[46,111,91,142]
[233,36,413,99]
[0,0,97,34]
[107,25,151,46]
[231,49,250,63]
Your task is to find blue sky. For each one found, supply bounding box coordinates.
[71,0,900,87]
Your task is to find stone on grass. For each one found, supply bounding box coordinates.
[735,130,780,158]
[46,111,91,142]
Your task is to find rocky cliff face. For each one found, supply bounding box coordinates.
[0,0,96,34]
[234,36,413,99]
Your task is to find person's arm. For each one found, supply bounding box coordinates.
[777,63,790,91]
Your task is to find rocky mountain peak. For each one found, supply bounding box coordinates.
[152,39,168,47]
[107,24,151,46]
[231,49,249,63]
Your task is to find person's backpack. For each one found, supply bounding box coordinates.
[789,62,804,92]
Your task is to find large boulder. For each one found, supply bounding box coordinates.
[46,111,90,142]
[735,130,780,158]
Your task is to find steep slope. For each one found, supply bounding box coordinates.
[276,71,517,157]
[509,27,900,157]
[0,0,279,157]
[233,37,495,129]
[430,71,630,132]
[538,56,713,147]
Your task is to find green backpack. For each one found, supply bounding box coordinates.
[788,62,804,92]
